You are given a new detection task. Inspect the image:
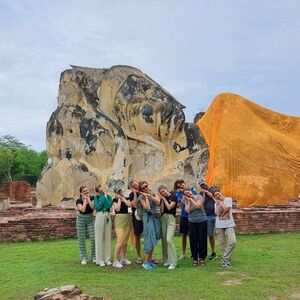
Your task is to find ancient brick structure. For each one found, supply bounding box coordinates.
[0,181,35,203]
[0,181,298,241]
[1,205,299,242]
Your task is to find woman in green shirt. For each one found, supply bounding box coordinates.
[94,186,113,267]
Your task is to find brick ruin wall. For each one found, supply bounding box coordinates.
[1,207,299,242]
[0,181,35,203]
[0,181,299,242]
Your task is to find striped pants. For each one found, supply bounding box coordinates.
[76,213,95,261]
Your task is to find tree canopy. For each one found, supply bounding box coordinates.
[0,135,47,186]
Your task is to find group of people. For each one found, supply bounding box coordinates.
[75,178,237,270]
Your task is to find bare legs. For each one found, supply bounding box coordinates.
[209,236,215,253]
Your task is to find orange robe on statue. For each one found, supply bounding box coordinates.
[197,93,300,207]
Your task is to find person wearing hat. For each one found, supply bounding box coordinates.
[94,185,113,267]
[112,187,134,269]
[199,179,217,261]
[128,177,144,264]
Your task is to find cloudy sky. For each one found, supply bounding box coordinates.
[0,0,299,151]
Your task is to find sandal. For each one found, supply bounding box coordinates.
[136,258,143,264]
[151,259,159,264]
[199,259,206,266]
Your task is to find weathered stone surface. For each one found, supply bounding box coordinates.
[0,197,10,210]
[34,285,103,300]
[37,65,208,205]
[34,285,82,300]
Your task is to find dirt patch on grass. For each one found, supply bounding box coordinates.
[222,279,243,286]
[290,287,300,299]
[217,271,232,275]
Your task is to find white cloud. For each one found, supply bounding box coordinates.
[0,0,299,150]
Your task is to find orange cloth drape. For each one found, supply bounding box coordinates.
[197,93,300,207]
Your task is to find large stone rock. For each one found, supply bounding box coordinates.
[37,65,208,205]
[34,285,102,300]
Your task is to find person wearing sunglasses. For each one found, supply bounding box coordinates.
[75,186,96,265]
[138,181,162,270]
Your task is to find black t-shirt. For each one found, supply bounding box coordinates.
[163,194,178,217]
[113,198,129,214]
[202,189,215,216]
[128,191,140,213]
[76,196,94,214]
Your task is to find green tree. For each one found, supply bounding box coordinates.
[0,134,27,149]
[0,147,14,181]
[0,135,48,185]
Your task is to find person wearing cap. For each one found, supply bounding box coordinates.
[199,179,217,261]
[112,188,134,269]
[174,179,196,260]
[128,177,143,264]
[94,185,113,267]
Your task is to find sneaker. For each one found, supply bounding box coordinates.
[226,260,231,267]
[163,262,170,267]
[209,252,217,261]
[168,264,176,270]
[113,261,123,269]
[135,257,143,264]
[106,260,112,266]
[148,261,156,268]
[179,254,186,260]
[81,258,87,265]
[121,259,132,265]
[142,262,153,270]
[99,261,105,267]
[221,258,230,267]
[192,260,198,267]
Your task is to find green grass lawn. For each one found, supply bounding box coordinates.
[0,233,300,300]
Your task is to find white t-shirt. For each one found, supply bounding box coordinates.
[215,197,235,228]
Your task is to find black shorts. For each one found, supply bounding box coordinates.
[132,213,143,236]
[179,217,189,235]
